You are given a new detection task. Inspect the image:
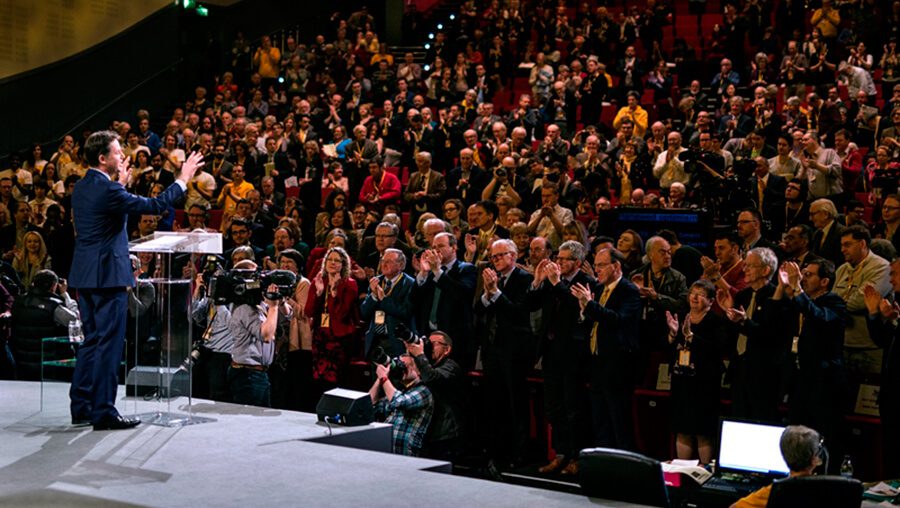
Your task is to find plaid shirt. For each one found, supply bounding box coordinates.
[375,384,433,456]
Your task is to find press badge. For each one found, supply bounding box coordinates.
[374,310,386,325]
[321,313,330,328]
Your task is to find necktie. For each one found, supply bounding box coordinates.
[736,291,757,355]
[589,286,613,355]
[758,179,765,213]
[428,266,446,328]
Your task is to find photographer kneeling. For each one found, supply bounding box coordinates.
[227,260,292,407]
[369,354,434,457]
[406,331,465,462]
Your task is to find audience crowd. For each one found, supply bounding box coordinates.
[2,0,900,479]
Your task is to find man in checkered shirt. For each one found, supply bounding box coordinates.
[370,354,434,456]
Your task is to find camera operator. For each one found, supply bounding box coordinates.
[227,259,291,407]
[369,354,434,457]
[405,330,464,462]
[191,268,233,403]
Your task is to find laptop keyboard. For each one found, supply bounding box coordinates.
[703,478,742,494]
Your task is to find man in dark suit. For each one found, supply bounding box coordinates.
[775,259,847,469]
[403,151,446,231]
[445,148,489,207]
[531,241,595,475]
[737,208,780,256]
[360,248,415,358]
[571,248,642,450]
[779,225,825,266]
[69,130,203,430]
[473,238,535,467]
[414,232,477,369]
[865,257,900,479]
[771,179,811,240]
[750,156,787,226]
[718,247,789,421]
[810,198,845,266]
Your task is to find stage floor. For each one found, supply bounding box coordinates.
[0,381,640,507]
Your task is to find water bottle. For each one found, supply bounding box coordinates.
[68,319,84,344]
[840,455,854,478]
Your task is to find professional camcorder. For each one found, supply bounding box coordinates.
[208,268,298,306]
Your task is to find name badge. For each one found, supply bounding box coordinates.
[374,310,385,325]
[678,349,692,367]
[320,313,330,328]
[791,336,799,354]
[265,161,275,177]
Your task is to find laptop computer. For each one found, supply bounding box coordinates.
[701,418,791,496]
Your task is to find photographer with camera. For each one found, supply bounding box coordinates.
[11,269,79,380]
[227,259,291,407]
[369,353,434,457]
[405,330,464,462]
[191,264,234,403]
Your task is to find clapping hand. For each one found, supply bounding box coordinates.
[482,268,499,294]
[570,282,593,310]
[665,310,679,341]
[715,287,733,310]
[724,305,746,323]
[863,283,884,315]
[369,277,385,300]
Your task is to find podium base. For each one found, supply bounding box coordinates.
[136,411,216,427]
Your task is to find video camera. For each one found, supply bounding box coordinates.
[677,148,724,174]
[208,268,298,306]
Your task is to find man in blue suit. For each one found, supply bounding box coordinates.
[572,248,642,451]
[69,130,204,430]
[360,248,415,358]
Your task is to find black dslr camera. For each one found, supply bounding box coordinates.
[208,269,298,306]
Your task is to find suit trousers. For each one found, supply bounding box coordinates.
[543,337,588,458]
[482,341,531,463]
[70,288,128,422]
[588,351,636,450]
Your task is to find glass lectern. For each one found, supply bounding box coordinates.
[128,231,222,427]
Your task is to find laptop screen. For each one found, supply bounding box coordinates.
[717,419,790,476]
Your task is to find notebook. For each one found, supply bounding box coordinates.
[702,418,790,495]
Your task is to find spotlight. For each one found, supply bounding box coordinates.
[449,14,455,20]
[428,33,434,39]
[424,43,431,49]
[424,65,431,71]
[437,23,443,30]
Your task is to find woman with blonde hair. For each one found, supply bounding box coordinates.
[13,231,51,288]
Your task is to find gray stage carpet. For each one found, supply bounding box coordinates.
[0,381,640,508]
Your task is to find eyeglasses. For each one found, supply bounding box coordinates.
[375,234,396,239]
[443,207,457,213]
[594,261,613,269]
[429,340,448,347]
[490,252,514,260]
[556,255,578,262]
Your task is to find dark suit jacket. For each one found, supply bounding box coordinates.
[473,267,535,355]
[812,221,846,266]
[530,271,596,350]
[404,170,447,215]
[750,173,787,222]
[582,277,643,355]
[69,169,184,289]
[728,283,790,369]
[360,272,415,356]
[414,259,477,342]
[446,166,489,206]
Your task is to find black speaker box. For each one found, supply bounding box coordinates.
[316,388,374,426]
